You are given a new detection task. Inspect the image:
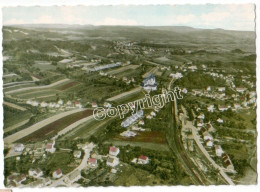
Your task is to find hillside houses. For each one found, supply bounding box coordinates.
[28,168,43,178]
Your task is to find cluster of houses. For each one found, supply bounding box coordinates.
[121,110,144,128]
[131,155,149,164]
[26,99,83,109]
[193,111,234,171]
[107,146,120,170]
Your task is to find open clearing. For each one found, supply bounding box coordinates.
[106,86,142,102]
[107,65,140,75]
[3,101,27,111]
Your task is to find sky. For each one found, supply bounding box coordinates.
[2,4,255,31]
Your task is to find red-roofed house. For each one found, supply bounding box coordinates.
[109,146,120,156]
[138,155,149,164]
[52,168,63,179]
[88,158,98,168]
[46,140,56,153]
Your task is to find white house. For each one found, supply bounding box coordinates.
[28,168,43,178]
[138,120,144,125]
[14,144,25,152]
[73,150,82,158]
[234,103,241,110]
[170,72,183,79]
[197,113,205,119]
[109,146,120,156]
[203,132,213,141]
[104,102,112,108]
[215,145,224,157]
[75,101,82,108]
[121,110,144,128]
[218,87,226,92]
[206,139,214,147]
[52,169,63,179]
[150,111,156,117]
[120,130,137,138]
[207,105,215,112]
[58,99,63,105]
[138,155,149,164]
[217,118,224,123]
[92,102,98,108]
[40,102,48,108]
[236,87,247,93]
[218,105,229,112]
[107,156,119,167]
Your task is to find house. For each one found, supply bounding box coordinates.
[182,88,188,94]
[203,131,213,141]
[58,99,63,105]
[109,146,120,156]
[215,145,224,157]
[234,103,241,110]
[73,150,82,158]
[206,86,211,91]
[75,101,82,108]
[218,105,229,112]
[207,105,215,112]
[14,144,25,152]
[217,118,224,123]
[104,102,112,108]
[146,115,152,119]
[236,87,247,93]
[28,168,43,178]
[150,111,156,117]
[138,155,149,164]
[8,174,27,186]
[218,87,226,92]
[92,102,98,108]
[40,102,48,108]
[170,72,183,79]
[138,120,144,125]
[120,130,137,138]
[66,100,72,106]
[192,89,202,96]
[111,168,117,173]
[31,101,39,107]
[88,158,98,167]
[107,156,119,167]
[46,140,56,153]
[52,169,63,179]
[68,170,81,183]
[142,74,157,91]
[222,154,234,170]
[206,139,214,147]
[197,113,205,119]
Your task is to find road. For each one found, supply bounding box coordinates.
[181,106,235,185]
[49,143,95,187]
[5,78,70,94]
[4,108,85,144]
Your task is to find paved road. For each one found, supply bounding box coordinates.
[5,79,70,94]
[4,108,85,144]
[106,86,142,102]
[181,106,235,185]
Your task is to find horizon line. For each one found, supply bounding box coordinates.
[3,24,255,32]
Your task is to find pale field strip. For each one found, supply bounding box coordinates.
[16,88,59,97]
[4,118,31,133]
[3,82,35,90]
[106,86,142,102]
[3,80,35,87]
[142,66,158,78]
[5,78,70,94]
[4,108,85,144]
[3,101,27,111]
[106,64,139,75]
